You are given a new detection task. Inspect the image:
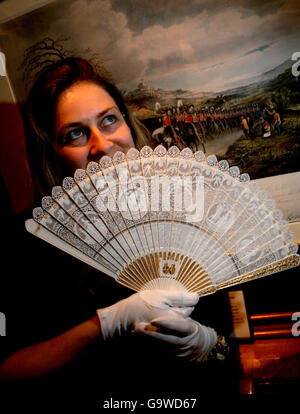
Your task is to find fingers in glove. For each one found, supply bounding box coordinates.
[139,290,199,309]
[149,316,196,337]
[134,322,185,345]
[170,306,195,318]
[160,290,199,308]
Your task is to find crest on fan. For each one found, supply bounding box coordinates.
[25,145,300,296]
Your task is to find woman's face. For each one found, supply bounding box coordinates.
[54,81,135,172]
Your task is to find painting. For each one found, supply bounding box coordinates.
[0,0,300,223]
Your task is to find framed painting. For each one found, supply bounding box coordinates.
[1,0,299,238]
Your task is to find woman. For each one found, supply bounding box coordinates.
[0,58,234,406]
[23,57,152,199]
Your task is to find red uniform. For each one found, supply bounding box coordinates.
[164,116,171,126]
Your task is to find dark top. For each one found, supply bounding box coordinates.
[0,188,240,408]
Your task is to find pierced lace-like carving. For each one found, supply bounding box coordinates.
[62,177,75,191]
[52,186,64,199]
[239,173,250,182]
[154,145,167,157]
[42,196,54,210]
[99,156,112,169]
[87,162,100,175]
[180,147,193,159]
[194,150,206,162]
[140,146,153,158]
[168,145,180,158]
[229,166,240,178]
[28,144,299,296]
[126,148,139,160]
[113,151,126,165]
[74,169,87,182]
[206,154,218,166]
[33,207,45,221]
[218,160,229,171]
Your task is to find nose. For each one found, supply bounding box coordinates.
[88,126,113,160]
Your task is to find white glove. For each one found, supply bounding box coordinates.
[97,290,199,341]
[135,316,217,362]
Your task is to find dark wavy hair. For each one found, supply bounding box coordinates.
[22,57,151,200]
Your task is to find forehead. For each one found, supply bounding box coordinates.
[55,81,117,125]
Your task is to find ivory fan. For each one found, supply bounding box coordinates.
[25,145,300,296]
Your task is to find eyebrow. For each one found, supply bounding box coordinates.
[57,106,118,136]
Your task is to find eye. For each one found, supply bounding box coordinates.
[63,128,88,146]
[101,115,116,127]
[68,128,86,140]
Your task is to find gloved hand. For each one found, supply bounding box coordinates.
[97,290,199,341]
[135,316,217,363]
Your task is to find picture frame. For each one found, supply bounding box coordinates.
[0,0,299,240]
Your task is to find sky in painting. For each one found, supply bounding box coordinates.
[0,0,299,98]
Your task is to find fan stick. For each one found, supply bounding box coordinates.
[124,152,160,282]
[85,164,152,283]
[25,219,117,279]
